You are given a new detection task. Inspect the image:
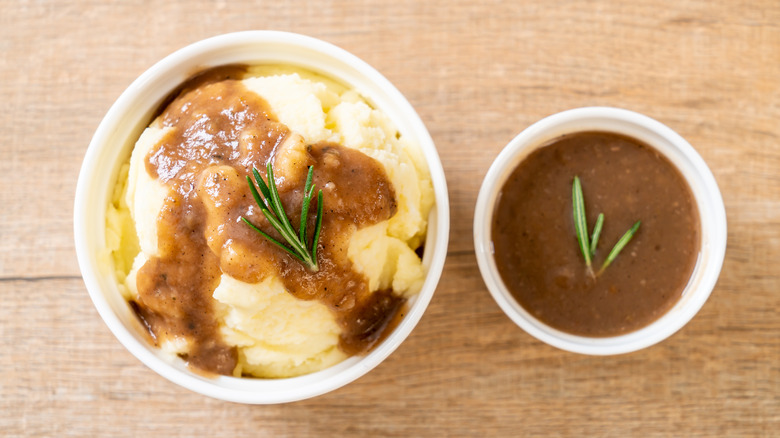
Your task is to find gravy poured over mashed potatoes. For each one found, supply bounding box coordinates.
[106,65,434,377]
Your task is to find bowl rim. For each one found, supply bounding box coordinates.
[473,106,727,355]
[74,30,449,403]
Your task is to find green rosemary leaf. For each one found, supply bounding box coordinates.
[590,213,604,256]
[572,176,592,268]
[252,167,272,208]
[299,166,314,242]
[264,163,293,231]
[246,175,265,212]
[599,220,641,275]
[311,189,324,261]
[240,217,306,263]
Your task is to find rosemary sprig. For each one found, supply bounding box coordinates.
[572,176,640,277]
[241,163,323,272]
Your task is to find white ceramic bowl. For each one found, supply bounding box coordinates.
[74,31,449,403]
[474,107,726,355]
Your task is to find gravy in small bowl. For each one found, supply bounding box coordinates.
[474,107,726,355]
[492,131,699,337]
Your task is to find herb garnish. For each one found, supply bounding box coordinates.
[241,163,323,272]
[572,176,640,277]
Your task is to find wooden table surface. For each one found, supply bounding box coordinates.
[2,1,778,436]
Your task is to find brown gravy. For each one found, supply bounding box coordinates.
[132,66,405,375]
[492,132,700,337]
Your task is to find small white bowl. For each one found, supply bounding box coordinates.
[474,107,726,355]
[74,31,449,403]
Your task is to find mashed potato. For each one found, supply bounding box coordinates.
[106,66,434,378]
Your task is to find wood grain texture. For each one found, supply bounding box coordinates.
[1,0,778,436]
